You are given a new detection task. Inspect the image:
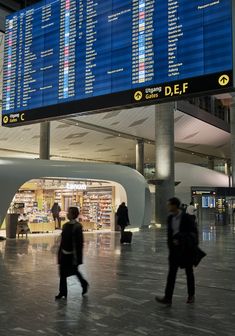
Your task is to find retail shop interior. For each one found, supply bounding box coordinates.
[2,179,126,233]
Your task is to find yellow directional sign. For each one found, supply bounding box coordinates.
[134,91,143,101]
[218,74,230,86]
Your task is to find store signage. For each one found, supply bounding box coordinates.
[192,187,216,196]
[66,183,87,191]
[14,202,25,209]
[2,0,234,126]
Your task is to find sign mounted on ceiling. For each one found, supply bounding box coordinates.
[2,0,235,126]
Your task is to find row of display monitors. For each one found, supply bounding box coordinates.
[1,0,234,126]
[202,196,216,209]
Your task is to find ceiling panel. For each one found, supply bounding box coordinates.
[0,105,231,164]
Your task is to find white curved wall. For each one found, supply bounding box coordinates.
[0,158,151,229]
[175,163,229,203]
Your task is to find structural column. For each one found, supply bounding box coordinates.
[225,160,231,187]
[136,139,144,175]
[230,99,235,187]
[155,102,175,224]
[40,121,50,160]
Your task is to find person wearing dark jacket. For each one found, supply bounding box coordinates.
[117,202,130,233]
[156,197,199,306]
[55,207,89,300]
[51,202,61,229]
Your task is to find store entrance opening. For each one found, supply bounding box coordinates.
[4,178,126,234]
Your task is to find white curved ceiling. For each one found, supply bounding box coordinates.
[0,105,231,165]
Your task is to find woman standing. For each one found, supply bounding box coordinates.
[55,207,89,300]
[51,202,61,229]
[117,202,130,233]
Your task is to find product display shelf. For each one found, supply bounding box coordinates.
[28,213,55,233]
[29,222,55,233]
[13,190,36,212]
[82,189,113,230]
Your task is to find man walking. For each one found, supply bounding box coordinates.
[156,197,199,306]
[55,207,89,300]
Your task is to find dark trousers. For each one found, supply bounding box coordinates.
[165,254,195,301]
[59,266,87,297]
[120,226,125,234]
[53,214,61,229]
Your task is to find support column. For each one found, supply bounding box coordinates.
[225,160,231,187]
[208,157,215,170]
[40,122,50,160]
[136,139,144,175]
[155,102,175,224]
[230,99,235,187]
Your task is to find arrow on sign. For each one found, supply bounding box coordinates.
[134,91,143,101]
[218,74,230,86]
[220,77,228,84]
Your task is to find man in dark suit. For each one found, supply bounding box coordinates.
[55,207,89,300]
[156,197,198,306]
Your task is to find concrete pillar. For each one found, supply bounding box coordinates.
[136,139,144,175]
[40,122,50,160]
[225,160,229,175]
[208,157,215,170]
[225,160,231,187]
[230,99,235,187]
[155,102,175,224]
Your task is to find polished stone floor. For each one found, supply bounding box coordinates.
[0,223,235,336]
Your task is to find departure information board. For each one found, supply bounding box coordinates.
[2,0,234,126]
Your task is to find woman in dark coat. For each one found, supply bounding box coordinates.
[51,202,61,229]
[117,202,130,233]
[55,207,89,300]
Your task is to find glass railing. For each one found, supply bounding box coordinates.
[124,162,229,179]
[187,96,230,123]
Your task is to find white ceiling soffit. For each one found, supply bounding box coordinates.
[0,105,231,164]
[76,106,230,146]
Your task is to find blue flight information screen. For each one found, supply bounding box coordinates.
[2,0,234,126]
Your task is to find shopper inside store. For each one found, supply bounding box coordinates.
[0,0,235,336]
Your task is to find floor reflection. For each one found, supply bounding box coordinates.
[0,223,234,335]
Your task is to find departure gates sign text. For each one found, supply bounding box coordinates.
[2,0,234,125]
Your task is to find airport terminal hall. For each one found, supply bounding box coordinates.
[1,0,235,335]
